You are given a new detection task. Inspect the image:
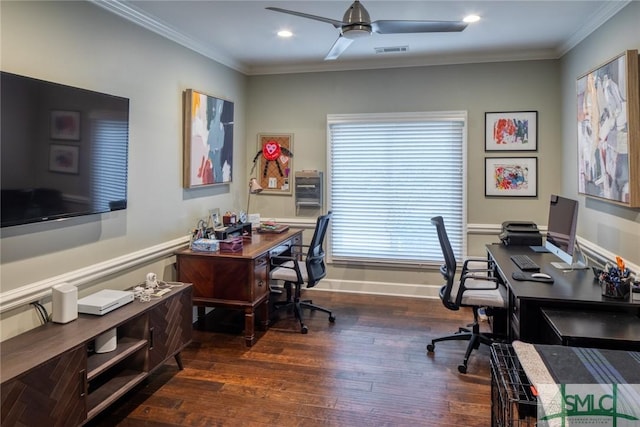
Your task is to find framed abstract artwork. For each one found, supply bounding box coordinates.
[183,89,234,188]
[485,157,537,197]
[50,110,80,141]
[577,50,639,207]
[49,144,79,174]
[485,111,537,151]
[253,133,294,195]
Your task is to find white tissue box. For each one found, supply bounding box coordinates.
[191,238,219,252]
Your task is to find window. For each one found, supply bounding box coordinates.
[327,111,467,265]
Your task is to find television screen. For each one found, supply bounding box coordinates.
[1,72,129,227]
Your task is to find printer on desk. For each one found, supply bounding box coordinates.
[499,221,542,246]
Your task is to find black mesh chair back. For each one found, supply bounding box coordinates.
[305,212,331,287]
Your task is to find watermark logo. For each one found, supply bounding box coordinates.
[538,383,640,427]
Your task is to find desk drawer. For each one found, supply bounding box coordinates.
[254,254,268,299]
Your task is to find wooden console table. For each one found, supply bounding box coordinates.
[0,283,193,426]
[175,228,303,346]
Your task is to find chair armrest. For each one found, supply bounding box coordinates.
[270,255,304,284]
[459,274,499,290]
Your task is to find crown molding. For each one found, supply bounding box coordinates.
[88,0,250,74]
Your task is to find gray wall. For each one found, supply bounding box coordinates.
[0,1,247,338]
[246,60,563,286]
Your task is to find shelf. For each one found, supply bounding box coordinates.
[86,369,147,419]
[87,336,148,381]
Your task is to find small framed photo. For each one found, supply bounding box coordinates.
[485,111,537,151]
[49,144,80,174]
[50,110,81,141]
[209,208,222,229]
[485,157,537,197]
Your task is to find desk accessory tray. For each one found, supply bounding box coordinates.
[219,236,243,253]
[257,224,290,234]
[511,271,554,284]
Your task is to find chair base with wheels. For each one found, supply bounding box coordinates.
[426,306,504,373]
[273,282,336,334]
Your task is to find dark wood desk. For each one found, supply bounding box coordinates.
[175,228,303,346]
[486,243,640,346]
[541,308,640,350]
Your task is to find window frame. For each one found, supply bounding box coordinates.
[326,111,468,267]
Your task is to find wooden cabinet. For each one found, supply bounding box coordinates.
[176,228,302,346]
[0,283,192,427]
[147,288,192,371]
[1,345,86,427]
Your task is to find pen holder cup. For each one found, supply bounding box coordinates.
[599,273,631,299]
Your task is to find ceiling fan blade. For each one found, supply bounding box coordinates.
[325,36,354,61]
[372,20,468,34]
[266,7,343,29]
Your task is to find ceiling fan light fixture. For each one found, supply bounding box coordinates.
[342,24,372,39]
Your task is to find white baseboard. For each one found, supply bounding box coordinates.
[309,279,441,299]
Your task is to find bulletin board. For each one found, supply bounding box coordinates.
[254,133,294,195]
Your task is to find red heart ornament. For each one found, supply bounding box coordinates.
[263,141,281,161]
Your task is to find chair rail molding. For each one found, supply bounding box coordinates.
[0,236,190,314]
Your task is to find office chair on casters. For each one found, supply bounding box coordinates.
[427,216,507,374]
[270,212,335,334]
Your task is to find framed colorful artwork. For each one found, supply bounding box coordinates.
[485,157,537,197]
[253,133,294,195]
[577,49,639,207]
[485,111,537,151]
[50,110,80,141]
[49,144,79,174]
[183,89,234,188]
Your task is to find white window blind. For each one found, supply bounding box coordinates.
[91,116,128,212]
[327,112,466,265]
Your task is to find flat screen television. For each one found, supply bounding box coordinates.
[544,194,587,269]
[1,72,129,227]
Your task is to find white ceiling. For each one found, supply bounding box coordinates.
[92,0,630,75]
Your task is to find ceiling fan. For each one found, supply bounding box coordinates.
[266,0,468,60]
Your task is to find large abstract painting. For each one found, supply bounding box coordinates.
[577,50,639,207]
[183,89,234,188]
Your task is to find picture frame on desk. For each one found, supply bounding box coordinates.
[485,111,537,151]
[577,49,640,207]
[485,157,537,197]
[209,208,222,229]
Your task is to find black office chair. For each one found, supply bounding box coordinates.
[270,212,336,334]
[427,216,507,373]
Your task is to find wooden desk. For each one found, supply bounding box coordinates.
[175,228,303,346]
[486,243,640,346]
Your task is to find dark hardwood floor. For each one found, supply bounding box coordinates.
[87,291,494,426]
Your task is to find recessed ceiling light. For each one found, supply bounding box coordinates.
[463,14,481,23]
[277,30,293,38]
